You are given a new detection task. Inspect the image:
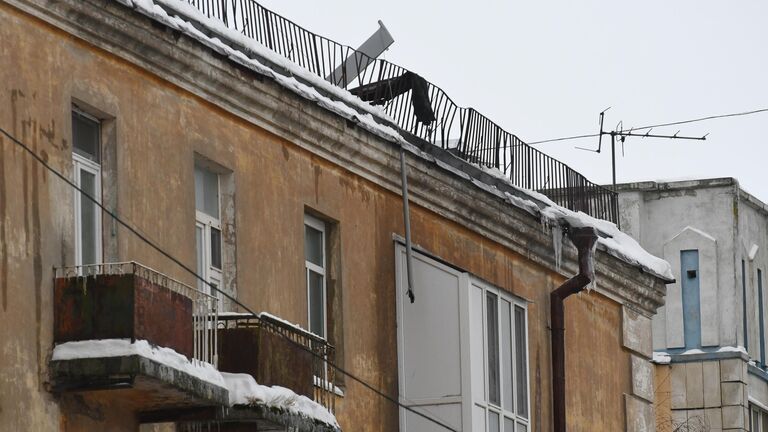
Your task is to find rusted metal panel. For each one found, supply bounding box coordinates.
[218,327,314,399]
[133,276,193,358]
[54,275,134,342]
[53,274,193,358]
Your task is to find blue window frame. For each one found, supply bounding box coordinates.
[681,250,701,349]
[744,260,749,351]
[759,269,765,367]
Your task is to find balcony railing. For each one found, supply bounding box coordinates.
[218,313,336,413]
[54,261,219,366]
[165,0,618,223]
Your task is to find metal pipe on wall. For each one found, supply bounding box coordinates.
[551,226,599,432]
[399,146,416,303]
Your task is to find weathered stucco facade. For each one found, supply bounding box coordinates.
[618,178,768,431]
[0,1,668,431]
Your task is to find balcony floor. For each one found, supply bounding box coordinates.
[50,355,229,413]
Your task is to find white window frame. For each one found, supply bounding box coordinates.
[72,108,102,269]
[304,214,327,339]
[471,278,531,432]
[394,244,531,432]
[195,168,222,299]
[752,403,768,432]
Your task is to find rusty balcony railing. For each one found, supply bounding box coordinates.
[54,261,219,367]
[217,312,337,413]
[159,0,618,223]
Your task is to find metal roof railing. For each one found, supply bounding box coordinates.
[178,0,618,223]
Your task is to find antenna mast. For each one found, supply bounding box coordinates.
[579,109,707,191]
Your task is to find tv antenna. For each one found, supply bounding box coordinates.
[576,108,708,191]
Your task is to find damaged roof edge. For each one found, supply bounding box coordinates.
[119,0,674,283]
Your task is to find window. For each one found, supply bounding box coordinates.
[760,269,765,367]
[72,109,102,267]
[304,214,327,339]
[395,245,529,432]
[680,250,701,349]
[744,259,749,351]
[471,281,529,432]
[195,164,222,298]
[752,404,768,432]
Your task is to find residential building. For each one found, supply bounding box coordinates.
[1,0,671,431]
[617,177,768,431]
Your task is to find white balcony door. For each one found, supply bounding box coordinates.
[73,154,102,267]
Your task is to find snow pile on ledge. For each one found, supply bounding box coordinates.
[52,339,226,387]
[651,346,748,365]
[116,0,672,282]
[217,311,324,340]
[222,372,339,428]
[478,163,672,280]
[651,352,671,365]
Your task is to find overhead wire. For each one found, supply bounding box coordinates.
[0,125,459,432]
[525,107,768,146]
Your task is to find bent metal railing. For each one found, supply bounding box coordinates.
[169,0,618,223]
[54,261,219,367]
[218,313,336,413]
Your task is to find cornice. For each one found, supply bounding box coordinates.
[3,0,666,315]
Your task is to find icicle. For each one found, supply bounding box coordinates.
[586,239,599,292]
[540,214,551,234]
[552,225,563,271]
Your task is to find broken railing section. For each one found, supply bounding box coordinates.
[54,261,219,366]
[172,0,618,223]
[217,313,337,413]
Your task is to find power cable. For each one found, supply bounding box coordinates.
[623,107,768,132]
[0,126,459,432]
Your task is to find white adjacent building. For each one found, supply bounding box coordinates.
[617,177,768,431]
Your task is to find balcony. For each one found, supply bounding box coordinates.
[50,262,227,413]
[175,313,340,431]
[50,262,339,430]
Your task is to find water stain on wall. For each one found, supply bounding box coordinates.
[0,135,7,311]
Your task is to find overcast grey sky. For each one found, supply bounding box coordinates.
[260,0,768,200]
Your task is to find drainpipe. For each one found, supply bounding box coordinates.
[551,226,599,432]
[399,146,416,303]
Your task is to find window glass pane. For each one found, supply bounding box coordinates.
[487,292,500,406]
[751,409,758,432]
[308,270,325,337]
[210,227,222,269]
[501,299,514,412]
[489,411,500,432]
[79,170,98,265]
[194,166,219,219]
[72,111,100,162]
[762,409,768,432]
[515,306,529,418]
[503,417,515,432]
[196,225,205,292]
[516,422,528,432]
[472,405,486,432]
[305,224,324,267]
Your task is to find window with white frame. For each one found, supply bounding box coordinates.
[395,245,530,432]
[304,214,327,339]
[752,404,768,432]
[72,109,102,267]
[195,164,222,298]
[470,281,529,432]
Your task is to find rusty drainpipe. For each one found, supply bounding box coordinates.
[551,226,599,432]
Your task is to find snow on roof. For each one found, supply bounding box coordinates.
[52,338,226,388]
[118,0,672,282]
[222,372,339,428]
